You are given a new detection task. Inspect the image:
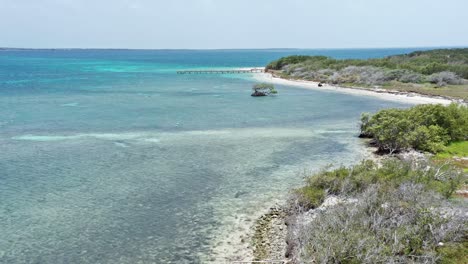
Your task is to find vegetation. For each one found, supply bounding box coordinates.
[251,83,277,96]
[266,55,320,71]
[360,104,468,154]
[436,141,468,158]
[437,242,468,264]
[282,100,468,263]
[434,141,468,172]
[266,48,468,100]
[267,48,468,79]
[292,159,467,263]
[296,159,463,208]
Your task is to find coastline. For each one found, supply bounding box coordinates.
[2,48,465,263]
[214,70,459,262]
[208,140,378,262]
[251,71,455,105]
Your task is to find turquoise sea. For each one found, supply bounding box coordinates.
[0,49,419,263]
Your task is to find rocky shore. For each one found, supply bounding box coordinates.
[247,148,467,263]
[251,206,287,261]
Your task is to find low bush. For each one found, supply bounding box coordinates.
[298,183,466,263]
[297,159,463,206]
[287,66,427,86]
[292,159,467,263]
[265,49,468,86]
[399,71,425,83]
[266,55,324,70]
[428,71,463,87]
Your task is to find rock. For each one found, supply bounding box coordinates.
[396,149,429,165]
[234,191,248,198]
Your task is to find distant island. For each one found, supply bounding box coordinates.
[265,48,468,100]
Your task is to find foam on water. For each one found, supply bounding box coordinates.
[61,102,79,107]
[12,127,321,143]
[12,133,144,142]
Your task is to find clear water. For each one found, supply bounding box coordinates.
[0,49,417,263]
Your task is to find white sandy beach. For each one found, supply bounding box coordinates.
[251,71,454,105]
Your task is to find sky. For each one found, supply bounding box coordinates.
[0,0,467,49]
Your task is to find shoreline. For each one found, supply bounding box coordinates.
[207,202,286,263]
[214,70,458,262]
[226,149,433,262]
[209,143,379,263]
[251,72,456,105]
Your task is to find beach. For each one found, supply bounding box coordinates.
[252,72,454,105]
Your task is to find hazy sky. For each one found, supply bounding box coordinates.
[1,0,467,49]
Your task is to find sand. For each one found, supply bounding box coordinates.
[252,72,454,105]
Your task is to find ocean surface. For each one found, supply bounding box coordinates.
[0,49,418,263]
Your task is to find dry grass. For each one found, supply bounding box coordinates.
[378,82,468,101]
[287,159,467,263]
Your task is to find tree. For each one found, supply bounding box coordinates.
[360,104,468,154]
[251,83,278,96]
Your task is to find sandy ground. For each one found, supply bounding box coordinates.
[252,72,454,105]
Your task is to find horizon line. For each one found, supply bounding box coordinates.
[1,45,467,51]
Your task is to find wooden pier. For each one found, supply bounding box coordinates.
[177,68,265,74]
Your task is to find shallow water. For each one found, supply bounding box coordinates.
[0,49,415,263]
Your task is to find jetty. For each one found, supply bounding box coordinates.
[177,68,265,74]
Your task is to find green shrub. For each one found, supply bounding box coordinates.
[360,104,468,153]
[296,159,463,209]
[410,125,449,153]
[266,55,323,70]
[296,186,325,209]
